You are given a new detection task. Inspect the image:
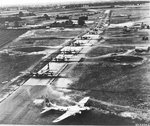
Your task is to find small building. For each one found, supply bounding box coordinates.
[135,46,150,52]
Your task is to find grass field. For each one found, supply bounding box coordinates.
[0,30,27,49]
[7,38,68,47]
[86,46,134,57]
[5,29,84,48]
[34,29,84,38]
[0,54,44,89]
[14,47,48,53]
[68,61,150,108]
[111,5,150,24]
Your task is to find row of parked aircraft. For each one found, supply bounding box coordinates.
[31,35,92,121]
[32,18,101,122]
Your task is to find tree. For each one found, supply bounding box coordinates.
[18,11,24,17]
[43,14,50,20]
[79,16,88,20]
[14,21,19,27]
[78,18,85,26]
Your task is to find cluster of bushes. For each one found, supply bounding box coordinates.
[79,16,88,20]
[0,17,22,23]
[78,16,88,26]
[65,4,83,9]
[50,20,74,27]
[37,14,50,20]
[56,15,69,19]
[18,11,36,17]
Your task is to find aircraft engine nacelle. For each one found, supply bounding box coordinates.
[60,109,65,111]
[78,111,81,114]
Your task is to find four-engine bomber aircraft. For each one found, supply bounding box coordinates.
[41,97,90,123]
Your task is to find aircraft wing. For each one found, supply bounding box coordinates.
[41,106,68,114]
[41,107,58,114]
[41,107,60,114]
[52,109,79,123]
[78,97,90,107]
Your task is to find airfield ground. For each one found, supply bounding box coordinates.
[0,2,150,125]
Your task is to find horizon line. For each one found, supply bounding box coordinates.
[0,0,149,7]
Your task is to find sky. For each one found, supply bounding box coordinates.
[0,0,147,7]
[0,0,111,7]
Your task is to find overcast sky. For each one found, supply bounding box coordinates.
[0,0,113,7]
[0,0,147,7]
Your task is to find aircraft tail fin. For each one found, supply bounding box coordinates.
[49,101,56,107]
[43,97,56,107]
